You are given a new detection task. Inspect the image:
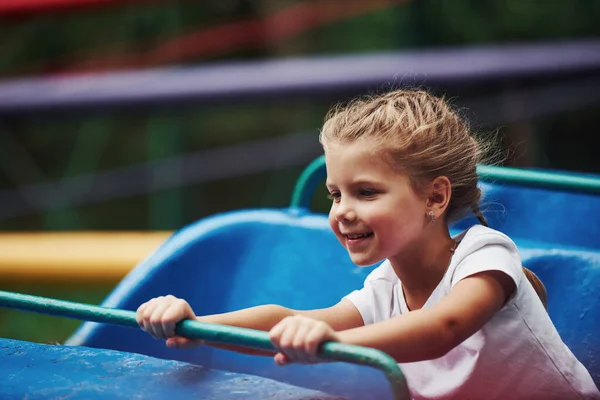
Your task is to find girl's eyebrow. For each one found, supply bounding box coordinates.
[327,177,381,185]
[349,179,381,187]
[326,179,382,191]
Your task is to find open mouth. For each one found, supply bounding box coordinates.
[344,232,374,240]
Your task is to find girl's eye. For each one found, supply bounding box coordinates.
[327,192,341,201]
[360,189,378,198]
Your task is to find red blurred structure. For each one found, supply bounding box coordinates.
[62,0,406,74]
[0,0,149,17]
[2,0,406,75]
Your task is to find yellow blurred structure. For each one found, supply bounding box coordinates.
[0,232,172,282]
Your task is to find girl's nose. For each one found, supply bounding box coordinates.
[334,201,357,223]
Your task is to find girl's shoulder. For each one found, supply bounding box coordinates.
[448,224,523,288]
[453,224,519,257]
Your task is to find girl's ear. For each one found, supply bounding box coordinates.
[426,176,452,218]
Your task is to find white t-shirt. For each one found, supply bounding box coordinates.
[345,225,599,400]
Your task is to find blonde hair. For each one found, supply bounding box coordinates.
[320,89,548,309]
[320,88,489,224]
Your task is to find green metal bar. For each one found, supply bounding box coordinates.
[290,156,600,209]
[476,164,600,194]
[0,290,409,400]
[290,155,327,209]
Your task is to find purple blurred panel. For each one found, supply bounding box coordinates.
[0,40,599,114]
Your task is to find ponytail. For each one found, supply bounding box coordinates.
[523,267,548,310]
[471,203,488,227]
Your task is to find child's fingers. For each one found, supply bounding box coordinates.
[166,336,203,349]
[268,317,288,348]
[136,296,196,340]
[270,316,320,364]
[277,318,304,362]
[270,317,297,362]
[150,301,173,339]
[304,322,328,359]
[140,299,161,337]
[274,352,290,366]
[160,303,185,338]
[135,302,147,327]
[290,323,313,364]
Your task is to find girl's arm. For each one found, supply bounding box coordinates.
[136,296,363,355]
[198,300,363,355]
[199,299,363,332]
[336,270,515,362]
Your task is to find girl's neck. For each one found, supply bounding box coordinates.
[388,227,457,294]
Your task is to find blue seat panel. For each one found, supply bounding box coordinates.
[67,207,600,395]
[0,338,344,400]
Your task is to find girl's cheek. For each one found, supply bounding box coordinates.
[328,212,338,232]
[328,214,346,245]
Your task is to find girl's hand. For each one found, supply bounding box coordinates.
[268,315,339,365]
[136,295,203,349]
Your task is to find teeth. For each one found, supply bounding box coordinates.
[346,233,371,239]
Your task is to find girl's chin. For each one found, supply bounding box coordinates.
[349,254,383,267]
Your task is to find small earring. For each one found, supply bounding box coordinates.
[428,210,435,222]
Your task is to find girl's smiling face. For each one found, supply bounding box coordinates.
[325,140,429,267]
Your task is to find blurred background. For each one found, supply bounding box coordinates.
[0,0,599,343]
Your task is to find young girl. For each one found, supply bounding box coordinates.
[136,89,599,399]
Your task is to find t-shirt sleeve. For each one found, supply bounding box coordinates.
[451,242,523,292]
[343,262,396,325]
